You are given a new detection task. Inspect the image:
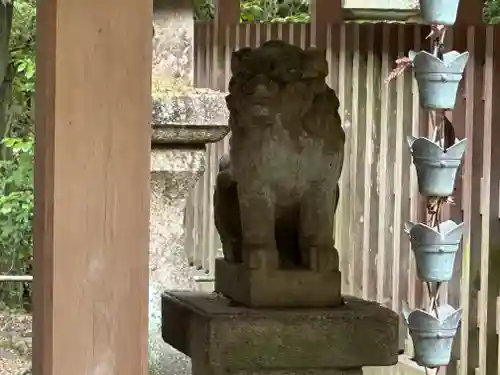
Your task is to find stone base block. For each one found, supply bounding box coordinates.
[214,258,342,307]
[162,291,399,375]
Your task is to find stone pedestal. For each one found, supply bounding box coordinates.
[149,93,229,375]
[215,258,342,307]
[162,292,399,375]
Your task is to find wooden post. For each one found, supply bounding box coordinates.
[456,0,485,25]
[310,0,342,48]
[214,0,239,27]
[33,0,152,374]
[213,0,239,89]
[478,26,500,375]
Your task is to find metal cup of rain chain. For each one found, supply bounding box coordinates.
[409,50,469,110]
[407,136,467,197]
[402,302,462,368]
[404,220,464,282]
[419,0,460,25]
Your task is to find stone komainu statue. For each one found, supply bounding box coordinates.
[214,40,344,272]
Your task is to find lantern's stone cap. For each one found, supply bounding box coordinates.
[151,84,229,146]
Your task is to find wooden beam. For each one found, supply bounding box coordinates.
[311,0,342,48]
[33,0,152,374]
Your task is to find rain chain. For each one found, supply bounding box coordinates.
[388,1,469,374]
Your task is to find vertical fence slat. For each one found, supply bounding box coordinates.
[408,24,425,312]
[254,23,261,47]
[386,24,398,311]
[194,24,201,86]
[479,25,500,375]
[393,25,413,312]
[391,24,405,311]
[376,24,391,306]
[361,24,375,301]
[368,24,383,303]
[458,24,483,375]
[336,23,354,293]
[244,23,251,46]
[286,23,294,45]
[348,23,363,296]
[224,25,232,91]
[327,24,340,93]
[278,23,285,40]
[466,23,489,375]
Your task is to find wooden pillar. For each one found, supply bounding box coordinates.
[478,26,500,375]
[214,0,239,27]
[213,0,239,89]
[33,0,152,374]
[456,0,485,25]
[310,0,342,48]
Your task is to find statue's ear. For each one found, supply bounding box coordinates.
[304,48,328,78]
[231,48,252,74]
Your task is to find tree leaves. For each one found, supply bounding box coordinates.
[0,0,34,308]
[240,0,310,22]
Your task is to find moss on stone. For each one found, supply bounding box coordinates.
[151,75,221,100]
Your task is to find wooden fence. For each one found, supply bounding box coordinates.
[185,21,500,375]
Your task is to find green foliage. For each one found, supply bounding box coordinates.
[193,0,214,20]
[240,0,309,22]
[7,0,35,137]
[0,136,33,308]
[194,0,310,22]
[0,0,35,309]
[485,0,500,23]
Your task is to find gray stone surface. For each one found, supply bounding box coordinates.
[213,40,345,307]
[152,124,229,145]
[152,93,228,126]
[214,258,342,307]
[149,1,229,372]
[153,0,194,85]
[152,93,229,145]
[149,117,228,375]
[149,148,205,375]
[162,292,399,375]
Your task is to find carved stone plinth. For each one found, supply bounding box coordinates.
[214,258,342,307]
[162,292,399,375]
